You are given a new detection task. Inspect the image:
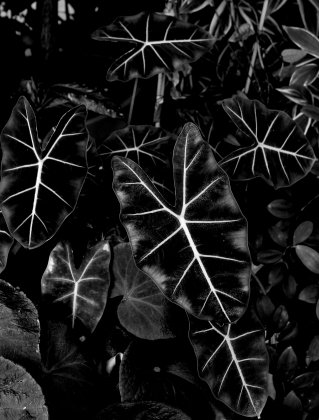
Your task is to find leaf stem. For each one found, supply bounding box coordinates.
[128,78,138,125]
[153,73,165,127]
[252,273,267,295]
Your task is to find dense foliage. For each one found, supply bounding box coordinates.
[1,1,319,419]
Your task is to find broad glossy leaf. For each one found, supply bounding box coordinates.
[0,356,48,419]
[189,310,268,417]
[112,122,251,323]
[110,243,186,339]
[99,125,176,195]
[0,280,40,369]
[41,241,110,332]
[0,96,88,249]
[92,12,214,81]
[0,210,13,272]
[281,48,307,63]
[284,26,319,59]
[296,245,319,274]
[220,95,316,188]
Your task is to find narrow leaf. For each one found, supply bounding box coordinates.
[189,309,269,417]
[221,95,315,188]
[295,244,319,274]
[41,241,111,332]
[0,96,89,249]
[112,122,251,323]
[284,26,319,59]
[0,210,13,273]
[92,12,214,81]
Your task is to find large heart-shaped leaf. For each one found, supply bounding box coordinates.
[41,241,111,332]
[0,279,40,371]
[112,122,251,324]
[220,95,316,188]
[0,96,88,249]
[0,210,13,273]
[92,12,214,81]
[0,356,48,419]
[98,125,176,196]
[110,243,186,340]
[189,309,268,417]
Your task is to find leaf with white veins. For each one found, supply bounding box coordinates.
[220,95,315,188]
[112,122,251,323]
[41,241,111,332]
[0,96,88,249]
[92,12,214,81]
[189,309,268,417]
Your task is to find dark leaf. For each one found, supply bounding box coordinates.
[277,346,298,381]
[96,401,191,420]
[267,199,296,219]
[0,97,88,249]
[256,295,275,324]
[301,104,319,121]
[295,245,319,274]
[307,335,319,363]
[0,356,48,419]
[221,95,315,188]
[41,241,111,332]
[298,284,319,303]
[112,122,251,323]
[110,243,187,339]
[282,274,298,299]
[290,64,319,86]
[0,210,14,273]
[268,263,286,288]
[0,279,40,369]
[293,221,313,245]
[92,12,214,81]
[189,309,269,417]
[283,391,302,411]
[273,305,289,331]
[284,26,319,59]
[257,249,283,264]
[268,221,289,247]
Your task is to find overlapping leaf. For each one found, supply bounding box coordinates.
[0,96,88,249]
[41,241,111,332]
[110,243,185,340]
[112,122,251,324]
[0,210,13,273]
[92,12,214,81]
[189,310,268,417]
[220,95,316,188]
[99,125,176,196]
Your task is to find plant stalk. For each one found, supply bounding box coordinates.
[153,73,165,127]
[128,78,138,125]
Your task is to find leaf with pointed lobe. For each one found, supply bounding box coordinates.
[220,95,315,188]
[112,122,251,324]
[41,241,111,332]
[110,243,186,339]
[189,309,269,417]
[0,96,89,249]
[284,26,319,59]
[92,11,214,81]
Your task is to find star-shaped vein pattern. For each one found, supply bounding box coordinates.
[0,97,88,249]
[220,95,316,188]
[112,122,251,323]
[189,309,269,417]
[92,11,214,81]
[41,241,111,332]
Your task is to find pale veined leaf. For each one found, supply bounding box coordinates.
[189,309,268,417]
[112,122,251,324]
[41,241,111,332]
[220,95,316,188]
[0,96,89,249]
[0,210,13,272]
[98,125,176,197]
[284,26,319,59]
[92,11,214,81]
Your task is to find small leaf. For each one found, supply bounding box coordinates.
[41,241,111,332]
[298,284,319,303]
[267,199,295,219]
[277,346,298,381]
[0,97,89,249]
[0,279,40,369]
[284,26,319,59]
[277,85,310,106]
[301,104,319,121]
[290,64,319,86]
[110,243,186,339]
[268,263,286,287]
[283,391,302,411]
[282,274,297,299]
[281,48,308,63]
[256,295,275,323]
[189,309,269,417]
[293,221,313,245]
[272,305,289,331]
[307,335,319,363]
[221,95,315,188]
[268,221,289,247]
[0,356,48,419]
[0,210,13,273]
[296,245,319,274]
[92,12,214,81]
[112,122,251,323]
[257,249,283,264]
